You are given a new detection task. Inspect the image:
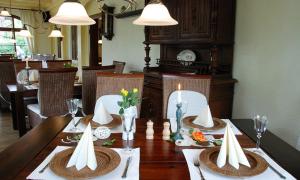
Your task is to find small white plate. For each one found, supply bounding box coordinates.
[177,49,196,62]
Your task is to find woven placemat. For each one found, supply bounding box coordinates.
[199,147,268,177]
[183,116,226,131]
[81,114,122,129]
[49,147,121,179]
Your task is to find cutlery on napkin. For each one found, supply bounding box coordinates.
[92,101,113,125]
[216,123,250,169]
[66,123,98,171]
[193,105,214,128]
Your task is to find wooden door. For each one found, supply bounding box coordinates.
[177,0,217,43]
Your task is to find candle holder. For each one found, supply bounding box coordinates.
[171,102,184,141]
[25,67,31,85]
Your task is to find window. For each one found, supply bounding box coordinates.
[71,26,78,60]
[0,15,30,59]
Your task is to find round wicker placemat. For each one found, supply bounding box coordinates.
[183,116,226,131]
[49,147,121,179]
[199,147,268,177]
[81,114,122,129]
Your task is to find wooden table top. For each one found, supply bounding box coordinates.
[0,116,299,179]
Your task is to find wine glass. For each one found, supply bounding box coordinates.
[66,98,79,132]
[253,115,268,153]
[122,115,135,154]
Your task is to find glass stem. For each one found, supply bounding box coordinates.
[256,133,262,150]
[126,131,130,150]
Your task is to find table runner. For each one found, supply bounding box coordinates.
[27,146,140,180]
[183,148,296,180]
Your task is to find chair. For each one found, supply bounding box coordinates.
[167,90,209,119]
[13,61,42,75]
[82,65,115,114]
[27,68,77,127]
[162,74,211,119]
[113,60,126,73]
[0,60,17,108]
[47,60,72,69]
[95,73,144,117]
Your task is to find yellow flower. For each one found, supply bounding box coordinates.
[123,90,128,96]
[121,88,125,94]
[133,88,138,93]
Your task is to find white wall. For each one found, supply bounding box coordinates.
[85,0,160,72]
[233,0,300,150]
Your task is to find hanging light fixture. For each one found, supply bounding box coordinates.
[0,8,11,17]
[133,0,178,26]
[19,25,33,38]
[0,0,11,17]
[49,0,95,25]
[48,25,64,37]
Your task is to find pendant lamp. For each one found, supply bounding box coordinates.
[48,26,64,37]
[19,25,32,38]
[133,0,178,26]
[0,8,11,17]
[49,0,95,25]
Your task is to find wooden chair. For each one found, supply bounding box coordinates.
[82,65,115,114]
[95,72,144,117]
[27,68,77,127]
[47,60,72,69]
[162,74,211,119]
[13,61,42,75]
[113,60,126,73]
[0,60,16,108]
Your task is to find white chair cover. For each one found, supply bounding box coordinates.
[16,69,39,84]
[94,95,123,115]
[167,90,208,132]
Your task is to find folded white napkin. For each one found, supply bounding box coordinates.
[92,101,113,125]
[193,105,214,128]
[29,70,39,82]
[217,123,250,169]
[66,123,97,171]
[42,60,48,68]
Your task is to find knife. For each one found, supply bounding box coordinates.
[269,164,286,179]
[74,118,82,127]
[121,156,132,178]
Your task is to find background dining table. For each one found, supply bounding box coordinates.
[0,116,298,180]
[6,83,82,137]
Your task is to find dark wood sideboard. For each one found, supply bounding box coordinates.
[141,0,237,121]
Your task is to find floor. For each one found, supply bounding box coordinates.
[0,109,19,152]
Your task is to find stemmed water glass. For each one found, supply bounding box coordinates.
[253,115,268,153]
[66,98,79,132]
[122,116,135,154]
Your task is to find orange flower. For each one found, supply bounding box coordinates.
[192,131,207,142]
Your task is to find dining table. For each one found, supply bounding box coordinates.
[0,116,298,180]
[6,83,82,137]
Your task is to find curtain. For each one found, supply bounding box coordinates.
[19,11,43,55]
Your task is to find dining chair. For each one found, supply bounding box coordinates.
[113,60,126,73]
[0,60,17,108]
[27,68,77,127]
[95,72,144,118]
[47,60,72,69]
[162,74,212,119]
[82,65,116,115]
[13,61,42,75]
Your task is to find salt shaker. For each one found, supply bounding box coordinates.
[146,120,154,139]
[162,122,171,140]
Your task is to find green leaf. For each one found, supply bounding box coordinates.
[117,101,123,106]
[102,138,116,146]
[119,108,124,115]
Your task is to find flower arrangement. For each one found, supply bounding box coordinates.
[118,88,140,115]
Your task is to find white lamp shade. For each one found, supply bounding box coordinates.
[133,3,178,26]
[49,1,95,25]
[18,29,32,38]
[0,9,11,17]
[48,29,64,37]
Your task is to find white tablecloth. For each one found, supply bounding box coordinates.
[183,148,296,180]
[27,146,140,180]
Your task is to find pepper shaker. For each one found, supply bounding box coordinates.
[146,120,154,139]
[162,122,171,140]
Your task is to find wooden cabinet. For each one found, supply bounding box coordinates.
[148,0,235,44]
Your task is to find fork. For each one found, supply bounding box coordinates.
[193,157,205,180]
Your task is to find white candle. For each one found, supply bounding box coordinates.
[177,83,182,103]
[25,59,29,68]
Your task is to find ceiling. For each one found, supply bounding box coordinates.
[0,0,64,11]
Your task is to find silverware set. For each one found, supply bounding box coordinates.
[193,157,205,180]
[122,156,132,178]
